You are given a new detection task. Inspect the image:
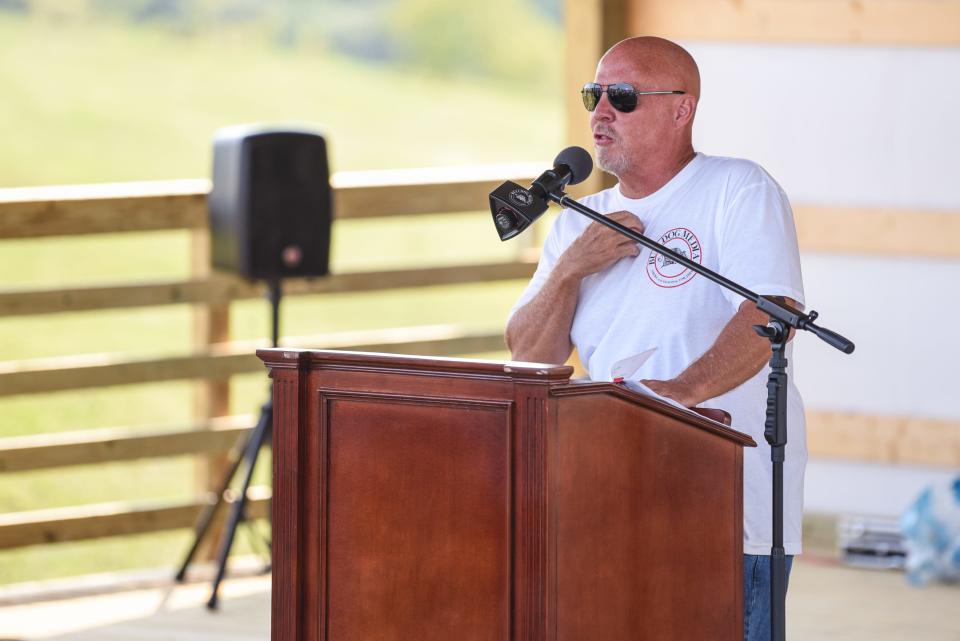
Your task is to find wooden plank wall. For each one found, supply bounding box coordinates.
[625,0,960,46]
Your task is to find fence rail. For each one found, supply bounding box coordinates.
[0,417,251,473]
[0,165,545,238]
[0,261,536,317]
[0,488,271,548]
[0,326,509,396]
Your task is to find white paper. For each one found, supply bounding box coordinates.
[609,347,658,381]
[609,347,689,410]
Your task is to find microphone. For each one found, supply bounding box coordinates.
[489,146,593,241]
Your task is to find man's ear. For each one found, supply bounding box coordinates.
[675,96,696,128]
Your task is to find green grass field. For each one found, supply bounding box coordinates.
[0,13,564,585]
[0,13,563,186]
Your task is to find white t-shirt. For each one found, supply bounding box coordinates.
[510,153,807,555]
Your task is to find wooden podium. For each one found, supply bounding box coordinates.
[257,349,755,641]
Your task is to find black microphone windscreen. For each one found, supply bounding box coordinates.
[554,146,593,186]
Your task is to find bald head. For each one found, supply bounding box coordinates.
[600,37,700,100]
[590,36,700,197]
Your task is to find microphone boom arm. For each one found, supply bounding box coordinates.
[550,191,854,354]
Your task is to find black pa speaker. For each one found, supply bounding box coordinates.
[209,126,333,280]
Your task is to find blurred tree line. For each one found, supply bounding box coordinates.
[0,0,562,89]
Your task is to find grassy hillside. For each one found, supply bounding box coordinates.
[0,13,563,186]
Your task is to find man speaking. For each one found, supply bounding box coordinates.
[505,36,806,641]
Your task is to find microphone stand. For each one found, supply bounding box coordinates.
[546,189,854,641]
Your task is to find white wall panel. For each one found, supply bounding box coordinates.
[678,42,960,424]
[686,42,960,209]
[794,253,960,419]
[805,458,956,517]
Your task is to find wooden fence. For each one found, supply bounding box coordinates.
[0,168,541,550]
[1,167,959,553]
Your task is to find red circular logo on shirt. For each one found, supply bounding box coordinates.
[646,227,702,288]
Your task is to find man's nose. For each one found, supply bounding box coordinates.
[591,91,615,124]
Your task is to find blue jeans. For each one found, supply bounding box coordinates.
[743,554,794,641]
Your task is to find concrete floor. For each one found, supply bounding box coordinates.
[2,558,958,641]
[788,557,959,641]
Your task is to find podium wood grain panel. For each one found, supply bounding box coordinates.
[554,392,742,641]
[322,393,511,641]
[259,349,754,641]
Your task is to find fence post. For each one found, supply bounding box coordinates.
[191,224,232,561]
[563,0,627,196]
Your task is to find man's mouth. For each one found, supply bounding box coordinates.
[593,131,615,146]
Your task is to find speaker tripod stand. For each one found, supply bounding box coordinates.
[175,279,282,609]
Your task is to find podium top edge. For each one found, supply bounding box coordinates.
[554,380,757,447]
[256,348,574,380]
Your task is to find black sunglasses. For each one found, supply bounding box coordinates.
[581,82,685,113]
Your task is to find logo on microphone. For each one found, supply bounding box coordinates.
[508,188,535,207]
[646,227,702,288]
